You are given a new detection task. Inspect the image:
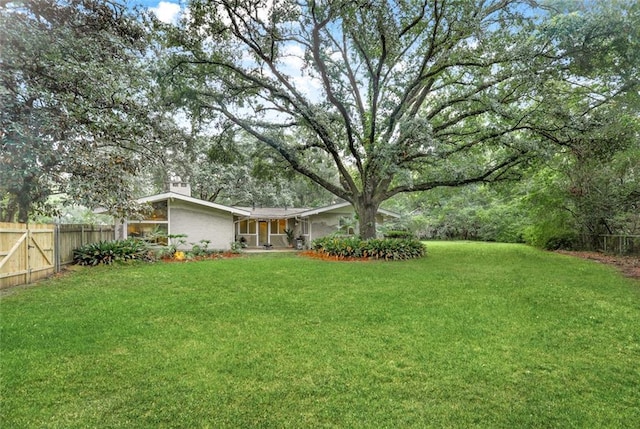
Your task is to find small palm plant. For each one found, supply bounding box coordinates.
[284,228,295,246]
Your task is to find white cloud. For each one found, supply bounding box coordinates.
[281,44,305,70]
[255,0,275,23]
[150,1,181,24]
[293,75,323,99]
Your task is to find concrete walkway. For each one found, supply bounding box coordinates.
[243,248,300,254]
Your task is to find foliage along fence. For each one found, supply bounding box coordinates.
[0,223,114,289]
[55,224,116,269]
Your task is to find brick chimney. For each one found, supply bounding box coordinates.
[169,181,191,197]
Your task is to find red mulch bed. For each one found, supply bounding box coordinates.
[160,251,242,263]
[298,250,423,262]
[555,250,640,280]
[299,250,371,262]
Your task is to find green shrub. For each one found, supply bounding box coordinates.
[543,234,578,251]
[362,238,426,260]
[522,220,577,250]
[230,241,244,253]
[189,240,212,257]
[312,236,363,258]
[312,237,426,260]
[73,239,149,266]
[383,230,415,239]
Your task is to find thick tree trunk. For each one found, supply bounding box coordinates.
[16,178,35,223]
[0,200,18,223]
[355,197,380,240]
[17,203,29,224]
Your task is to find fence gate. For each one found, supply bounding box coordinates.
[0,223,55,288]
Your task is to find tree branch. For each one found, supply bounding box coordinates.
[310,1,364,175]
[383,152,529,199]
[211,100,353,202]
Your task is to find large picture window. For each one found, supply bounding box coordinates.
[128,201,169,244]
[146,201,168,221]
[127,223,168,245]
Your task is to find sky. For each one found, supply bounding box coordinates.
[134,0,182,23]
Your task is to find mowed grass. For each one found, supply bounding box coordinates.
[1,242,639,428]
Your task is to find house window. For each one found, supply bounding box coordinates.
[300,219,309,235]
[128,223,168,245]
[238,220,257,234]
[128,201,169,244]
[270,219,287,234]
[146,201,168,221]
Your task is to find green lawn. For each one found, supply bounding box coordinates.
[1,242,639,428]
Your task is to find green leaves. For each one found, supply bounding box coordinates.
[0,0,185,221]
[73,239,150,266]
[311,236,426,260]
[544,0,640,82]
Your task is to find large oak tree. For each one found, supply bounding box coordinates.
[159,0,596,238]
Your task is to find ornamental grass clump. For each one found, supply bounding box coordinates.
[73,239,150,266]
[311,236,426,260]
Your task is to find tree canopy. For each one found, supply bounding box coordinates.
[157,0,637,238]
[0,0,184,221]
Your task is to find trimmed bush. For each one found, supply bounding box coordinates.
[73,239,149,266]
[312,236,426,260]
[383,230,415,239]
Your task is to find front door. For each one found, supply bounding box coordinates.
[258,221,269,245]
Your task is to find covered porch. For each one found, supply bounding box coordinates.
[234,208,309,249]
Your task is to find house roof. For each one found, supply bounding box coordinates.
[132,192,400,220]
[139,192,251,216]
[298,202,401,218]
[235,207,310,219]
[234,202,400,219]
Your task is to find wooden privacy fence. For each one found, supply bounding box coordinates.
[0,223,114,289]
[0,223,55,288]
[55,224,115,269]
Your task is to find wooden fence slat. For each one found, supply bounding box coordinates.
[31,231,54,266]
[0,269,29,279]
[1,222,115,288]
[0,232,27,271]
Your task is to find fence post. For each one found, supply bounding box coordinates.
[620,237,623,255]
[26,227,31,284]
[54,224,60,273]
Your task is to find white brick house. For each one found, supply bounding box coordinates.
[117,183,400,250]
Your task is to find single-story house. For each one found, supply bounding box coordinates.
[116,182,400,250]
